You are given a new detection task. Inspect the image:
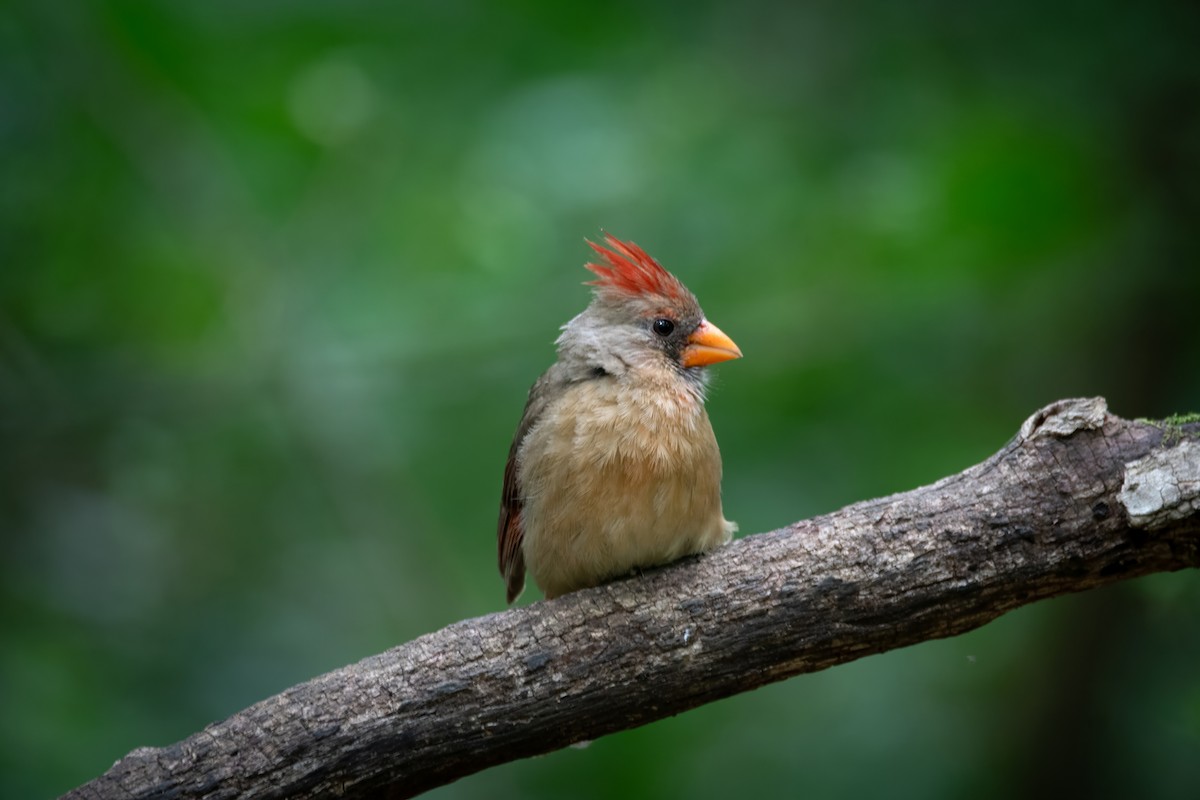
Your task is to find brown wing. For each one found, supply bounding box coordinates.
[498,373,555,604]
[497,435,526,604]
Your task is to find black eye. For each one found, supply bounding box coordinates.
[652,318,675,337]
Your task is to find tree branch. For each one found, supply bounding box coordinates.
[64,398,1200,800]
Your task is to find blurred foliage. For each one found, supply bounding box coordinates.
[1,1,1198,798]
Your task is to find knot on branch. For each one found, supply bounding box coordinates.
[1018,396,1108,441]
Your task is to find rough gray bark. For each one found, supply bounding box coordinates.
[64,397,1200,800]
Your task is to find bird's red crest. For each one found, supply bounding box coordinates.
[584,233,688,301]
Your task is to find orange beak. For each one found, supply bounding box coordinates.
[681,320,743,368]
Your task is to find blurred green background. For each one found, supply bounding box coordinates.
[2,1,1199,798]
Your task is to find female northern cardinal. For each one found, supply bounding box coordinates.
[498,234,742,603]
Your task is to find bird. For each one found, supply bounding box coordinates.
[498,233,742,603]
